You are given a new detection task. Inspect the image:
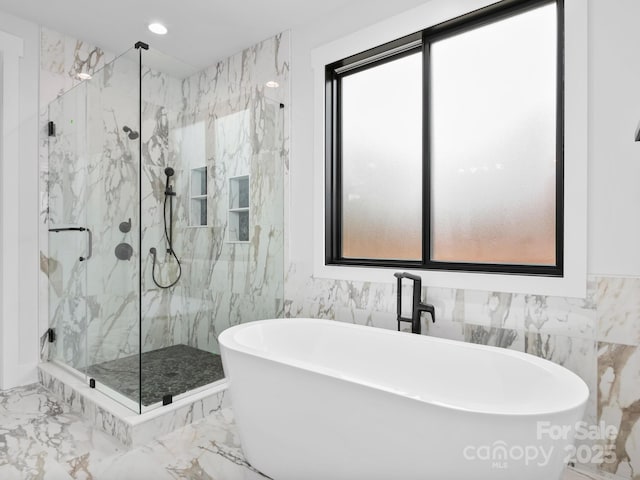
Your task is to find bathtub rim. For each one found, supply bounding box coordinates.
[219,318,589,418]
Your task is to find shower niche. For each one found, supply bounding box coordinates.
[228,175,250,242]
[189,166,208,227]
[45,40,286,415]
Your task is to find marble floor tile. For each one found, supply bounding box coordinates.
[0,384,123,479]
[0,383,267,480]
[564,470,599,480]
[564,467,625,480]
[0,382,610,480]
[87,408,269,480]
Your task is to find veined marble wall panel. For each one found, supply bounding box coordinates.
[596,278,640,346]
[595,277,640,479]
[84,52,139,300]
[139,63,183,356]
[154,33,289,355]
[133,33,288,358]
[40,29,113,109]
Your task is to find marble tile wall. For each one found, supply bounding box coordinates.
[284,267,640,479]
[142,34,289,355]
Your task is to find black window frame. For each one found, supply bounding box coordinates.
[325,0,564,277]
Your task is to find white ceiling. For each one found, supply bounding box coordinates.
[0,0,419,71]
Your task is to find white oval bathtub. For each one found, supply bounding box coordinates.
[219,318,588,480]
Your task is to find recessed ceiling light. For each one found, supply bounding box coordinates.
[148,23,168,35]
[265,81,279,88]
[77,72,92,80]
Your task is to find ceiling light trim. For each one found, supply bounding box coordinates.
[148,23,168,35]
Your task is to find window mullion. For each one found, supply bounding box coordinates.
[422,33,431,269]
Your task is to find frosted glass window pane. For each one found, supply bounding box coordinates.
[341,52,422,260]
[430,4,557,265]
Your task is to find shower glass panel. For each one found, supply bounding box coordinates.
[48,47,142,412]
[138,49,285,410]
[47,82,89,373]
[83,48,141,411]
[47,41,285,415]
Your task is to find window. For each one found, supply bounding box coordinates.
[325,0,563,276]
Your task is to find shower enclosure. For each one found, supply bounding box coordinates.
[46,42,285,413]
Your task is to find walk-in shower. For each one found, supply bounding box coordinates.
[46,41,285,413]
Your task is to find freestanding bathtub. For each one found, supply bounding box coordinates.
[219,318,588,480]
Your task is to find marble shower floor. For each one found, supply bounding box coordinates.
[0,383,608,480]
[85,344,225,406]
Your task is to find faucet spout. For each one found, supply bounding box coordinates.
[417,302,436,324]
[394,272,436,334]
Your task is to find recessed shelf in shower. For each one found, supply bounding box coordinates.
[190,166,208,227]
[228,175,250,243]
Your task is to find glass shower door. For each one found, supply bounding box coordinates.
[83,48,142,413]
[47,83,90,373]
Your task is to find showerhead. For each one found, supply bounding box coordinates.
[164,167,176,196]
[122,126,139,140]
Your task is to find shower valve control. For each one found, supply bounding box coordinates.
[119,218,132,233]
[115,243,133,261]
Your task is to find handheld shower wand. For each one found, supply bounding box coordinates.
[163,167,176,252]
[164,167,175,195]
[150,167,182,289]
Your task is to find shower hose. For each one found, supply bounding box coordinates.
[150,191,182,289]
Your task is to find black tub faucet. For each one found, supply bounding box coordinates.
[394,272,436,334]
